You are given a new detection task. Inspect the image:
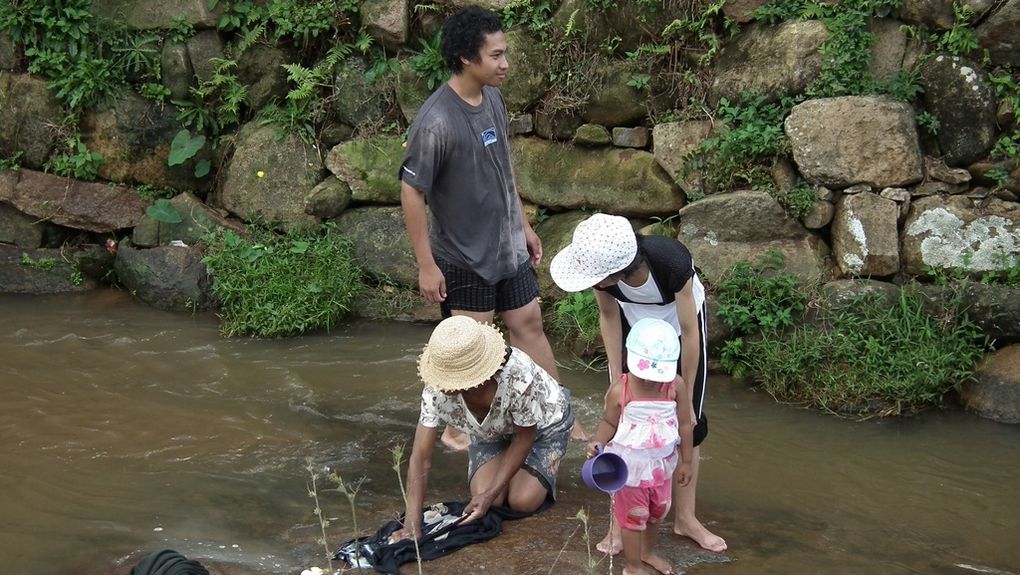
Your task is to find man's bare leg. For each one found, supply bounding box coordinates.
[501,299,590,440]
[672,446,727,552]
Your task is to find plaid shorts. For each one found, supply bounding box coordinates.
[437,257,539,317]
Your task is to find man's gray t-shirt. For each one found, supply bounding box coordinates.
[399,84,528,284]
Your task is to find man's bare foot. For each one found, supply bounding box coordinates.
[642,552,674,575]
[440,427,470,451]
[673,517,727,552]
[571,420,591,441]
[595,526,622,555]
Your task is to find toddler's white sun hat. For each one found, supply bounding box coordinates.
[625,318,680,383]
[418,316,507,392]
[550,213,637,292]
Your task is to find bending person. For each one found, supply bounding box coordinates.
[550,213,727,553]
[391,316,574,541]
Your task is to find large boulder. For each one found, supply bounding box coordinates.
[652,120,714,197]
[919,55,998,166]
[534,210,591,302]
[216,123,323,229]
[325,135,404,204]
[90,0,220,29]
[335,206,416,288]
[785,96,924,188]
[0,169,149,233]
[961,345,1020,424]
[831,192,900,277]
[0,245,98,294]
[81,92,212,192]
[709,20,828,106]
[919,282,1020,344]
[902,195,1019,275]
[583,62,654,128]
[305,177,352,220]
[360,0,409,51]
[114,242,214,312]
[502,28,549,114]
[0,72,62,170]
[394,60,432,123]
[976,0,1020,67]
[675,190,835,283]
[0,201,46,248]
[511,138,683,216]
[132,192,242,248]
[332,58,395,129]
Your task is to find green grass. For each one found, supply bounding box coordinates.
[549,289,603,355]
[201,223,361,338]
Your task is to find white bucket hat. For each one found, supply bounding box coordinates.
[625,318,680,382]
[550,213,637,292]
[418,316,508,392]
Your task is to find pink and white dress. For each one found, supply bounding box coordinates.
[606,375,679,488]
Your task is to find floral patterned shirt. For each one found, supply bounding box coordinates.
[419,347,568,441]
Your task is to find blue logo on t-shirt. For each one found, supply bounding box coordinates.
[481,127,498,147]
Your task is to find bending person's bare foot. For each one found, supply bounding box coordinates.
[440,426,470,451]
[673,516,727,552]
[642,552,674,575]
[595,524,623,555]
[571,420,591,441]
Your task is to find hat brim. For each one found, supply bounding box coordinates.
[627,353,678,383]
[418,322,506,392]
[550,244,628,292]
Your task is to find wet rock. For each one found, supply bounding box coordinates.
[332,57,395,129]
[325,135,404,204]
[832,192,900,277]
[652,120,713,198]
[901,195,1020,275]
[132,192,242,248]
[0,245,97,294]
[216,122,323,229]
[187,30,224,84]
[512,138,683,217]
[394,60,431,123]
[335,206,416,288]
[961,345,1020,424]
[0,201,46,248]
[976,0,1020,67]
[676,190,835,284]
[0,169,149,233]
[160,42,193,101]
[534,211,592,302]
[583,62,654,128]
[89,0,220,29]
[305,177,352,220]
[533,105,584,142]
[0,72,62,170]
[919,282,1020,344]
[573,124,612,147]
[710,20,828,106]
[81,92,213,192]
[786,96,923,188]
[919,54,998,166]
[114,241,214,312]
[502,28,549,114]
[612,126,649,149]
[237,44,292,110]
[360,0,408,51]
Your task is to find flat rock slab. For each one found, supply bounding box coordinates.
[0,169,148,233]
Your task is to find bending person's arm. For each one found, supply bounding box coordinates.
[392,423,439,540]
[462,424,538,522]
[675,280,701,425]
[595,289,624,386]
[400,180,445,303]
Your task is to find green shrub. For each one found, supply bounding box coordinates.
[720,287,987,415]
[550,290,603,354]
[201,223,362,338]
[715,249,808,336]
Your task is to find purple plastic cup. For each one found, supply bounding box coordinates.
[581,444,628,493]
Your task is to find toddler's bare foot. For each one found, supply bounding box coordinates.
[673,516,727,552]
[595,528,622,555]
[440,427,470,451]
[642,552,674,575]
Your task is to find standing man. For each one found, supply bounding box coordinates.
[399,7,585,448]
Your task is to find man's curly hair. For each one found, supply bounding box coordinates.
[440,7,504,74]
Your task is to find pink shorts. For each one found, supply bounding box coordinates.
[612,481,672,531]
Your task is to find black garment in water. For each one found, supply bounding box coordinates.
[127,549,209,575]
[334,500,549,575]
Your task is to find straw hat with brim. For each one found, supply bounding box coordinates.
[550,213,637,292]
[418,316,507,392]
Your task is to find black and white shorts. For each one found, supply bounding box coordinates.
[436,257,539,317]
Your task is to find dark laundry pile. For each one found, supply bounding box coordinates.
[126,549,210,575]
[334,500,549,574]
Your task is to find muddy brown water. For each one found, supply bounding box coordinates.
[2,291,1019,575]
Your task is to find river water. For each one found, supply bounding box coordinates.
[1,291,1018,575]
